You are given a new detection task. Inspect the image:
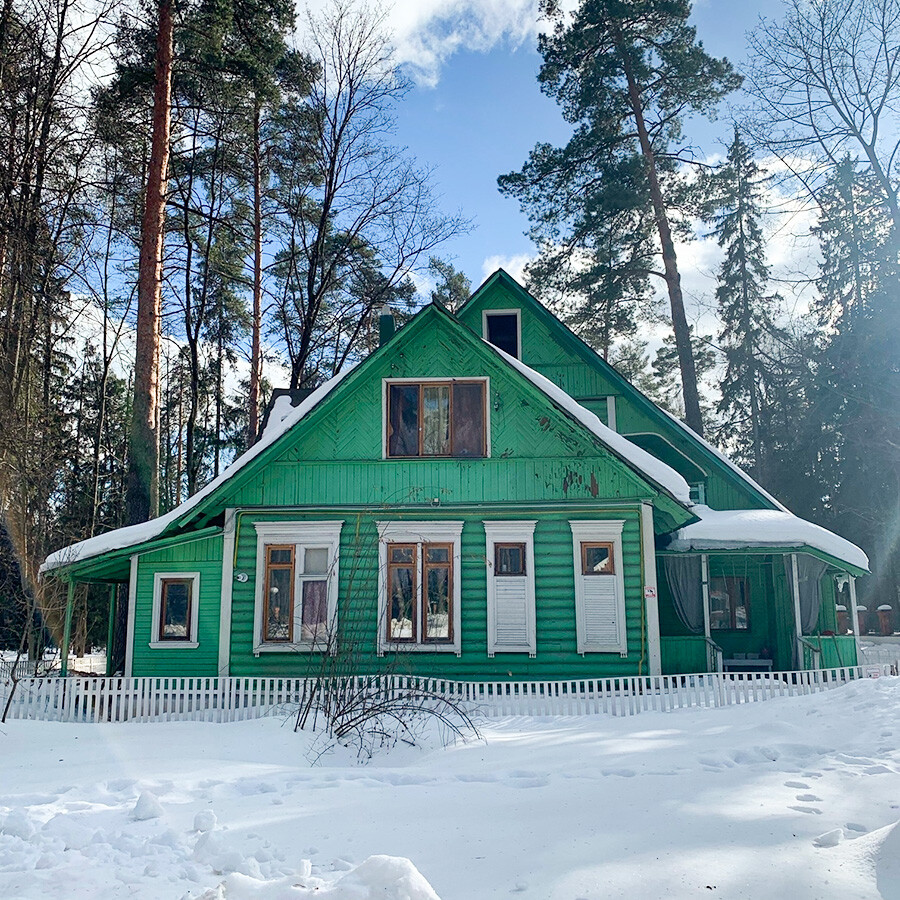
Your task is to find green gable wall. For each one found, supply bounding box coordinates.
[227,508,650,680]
[458,272,775,513]
[210,306,683,521]
[131,535,223,677]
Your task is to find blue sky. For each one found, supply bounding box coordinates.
[384,0,788,294]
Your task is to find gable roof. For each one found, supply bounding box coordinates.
[459,270,787,511]
[42,302,694,576]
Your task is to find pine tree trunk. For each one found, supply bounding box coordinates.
[619,43,704,437]
[248,100,263,446]
[126,0,173,525]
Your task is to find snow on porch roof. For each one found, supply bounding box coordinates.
[40,367,354,574]
[666,505,869,572]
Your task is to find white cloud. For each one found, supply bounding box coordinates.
[481,252,533,283]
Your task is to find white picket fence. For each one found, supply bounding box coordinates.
[1,663,896,724]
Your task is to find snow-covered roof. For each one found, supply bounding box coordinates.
[654,406,789,512]
[492,345,691,504]
[40,368,354,573]
[666,505,869,571]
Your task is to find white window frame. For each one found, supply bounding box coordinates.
[382,378,491,460]
[376,521,463,656]
[150,572,200,649]
[253,521,343,654]
[484,521,537,657]
[482,308,522,359]
[569,520,628,656]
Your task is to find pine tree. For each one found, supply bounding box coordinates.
[500,0,741,435]
[705,129,782,479]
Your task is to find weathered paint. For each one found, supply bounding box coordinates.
[458,271,775,512]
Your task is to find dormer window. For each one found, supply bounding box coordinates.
[483,310,521,359]
[385,379,487,458]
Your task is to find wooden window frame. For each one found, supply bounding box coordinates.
[709,575,751,631]
[384,378,489,459]
[149,572,200,650]
[387,543,418,643]
[376,521,463,655]
[252,522,343,654]
[263,544,295,643]
[494,542,527,576]
[581,541,615,576]
[422,542,453,644]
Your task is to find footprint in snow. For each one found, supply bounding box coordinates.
[789,805,823,815]
[600,768,636,778]
[846,822,868,834]
[795,793,823,802]
[784,781,810,789]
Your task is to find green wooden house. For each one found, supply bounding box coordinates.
[41,271,869,680]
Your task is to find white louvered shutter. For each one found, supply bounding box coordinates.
[582,574,619,647]
[494,577,529,647]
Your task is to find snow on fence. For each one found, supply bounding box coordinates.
[1,664,897,724]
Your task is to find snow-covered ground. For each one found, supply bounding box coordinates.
[1,678,899,899]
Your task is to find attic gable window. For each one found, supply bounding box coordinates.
[483,309,521,358]
[386,380,487,458]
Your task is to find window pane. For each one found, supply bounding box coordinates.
[390,545,414,564]
[451,382,485,457]
[301,580,328,642]
[495,543,525,576]
[268,547,292,565]
[266,567,293,641]
[425,545,449,563]
[709,577,750,631]
[422,385,451,455]
[388,565,415,640]
[486,313,519,357]
[425,567,450,640]
[388,384,419,456]
[303,547,328,575]
[161,580,191,639]
[582,543,613,574]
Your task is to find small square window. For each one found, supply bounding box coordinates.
[581,542,614,575]
[494,542,526,576]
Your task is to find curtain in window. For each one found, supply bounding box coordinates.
[663,555,704,634]
[785,554,828,634]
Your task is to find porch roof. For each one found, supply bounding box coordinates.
[664,505,869,575]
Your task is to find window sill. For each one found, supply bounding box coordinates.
[378,642,461,657]
[253,643,329,654]
[148,641,199,650]
[579,646,628,656]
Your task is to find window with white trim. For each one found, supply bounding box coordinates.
[377,521,463,655]
[569,520,628,655]
[482,309,521,358]
[150,572,200,649]
[484,521,536,657]
[253,522,342,653]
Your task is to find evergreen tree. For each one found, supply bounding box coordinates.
[704,129,783,479]
[428,258,471,312]
[500,0,740,435]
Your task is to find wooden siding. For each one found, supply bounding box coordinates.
[459,274,772,512]
[226,509,649,680]
[131,535,223,677]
